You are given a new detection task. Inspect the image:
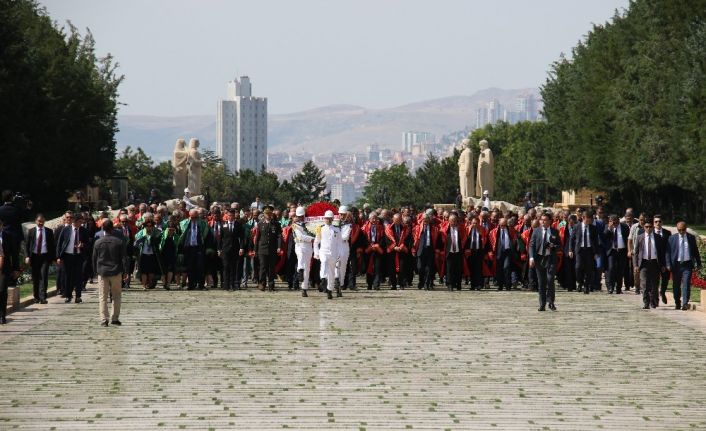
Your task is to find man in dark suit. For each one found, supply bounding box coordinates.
[560,214,578,291]
[633,218,668,309]
[54,211,74,297]
[604,214,630,294]
[25,214,56,304]
[652,215,672,305]
[413,213,440,290]
[570,210,600,294]
[529,213,562,311]
[254,206,282,292]
[178,209,210,290]
[666,221,702,310]
[466,217,487,291]
[219,208,245,291]
[56,213,90,303]
[0,218,19,324]
[443,214,465,291]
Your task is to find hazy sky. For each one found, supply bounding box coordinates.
[41,0,628,117]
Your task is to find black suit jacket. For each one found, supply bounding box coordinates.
[1,230,19,274]
[570,223,600,255]
[56,225,90,259]
[25,226,56,260]
[220,221,245,255]
[604,223,630,256]
[529,227,561,266]
[667,232,702,269]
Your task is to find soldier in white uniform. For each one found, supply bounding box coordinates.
[314,210,342,299]
[335,206,352,290]
[292,206,315,297]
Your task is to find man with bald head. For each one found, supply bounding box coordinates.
[667,222,702,310]
[179,208,210,290]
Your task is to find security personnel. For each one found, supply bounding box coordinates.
[254,205,282,292]
[292,206,314,297]
[314,210,341,299]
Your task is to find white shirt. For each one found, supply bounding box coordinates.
[580,223,592,247]
[678,234,691,262]
[189,222,198,246]
[500,228,510,250]
[65,226,79,254]
[541,228,551,256]
[424,225,431,247]
[449,227,459,253]
[35,226,48,254]
[315,224,340,258]
[470,228,479,249]
[613,226,625,249]
[641,233,657,260]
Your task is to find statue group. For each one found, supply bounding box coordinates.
[172,138,203,197]
[458,138,494,200]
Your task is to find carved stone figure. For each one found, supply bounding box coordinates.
[187,138,203,195]
[458,138,475,200]
[172,138,188,196]
[475,139,494,197]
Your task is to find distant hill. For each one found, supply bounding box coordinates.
[116,87,540,160]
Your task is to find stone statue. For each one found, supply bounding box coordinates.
[172,138,188,197]
[475,139,494,197]
[187,138,203,195]
[458,138,475,200]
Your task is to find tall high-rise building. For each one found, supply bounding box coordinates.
[515,93,538,121]
[486,99,503,125]
[402,131,435,153]
[216,76,268,174]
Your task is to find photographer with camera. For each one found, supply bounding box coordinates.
[0,190,32,287]
[529,212,562,312]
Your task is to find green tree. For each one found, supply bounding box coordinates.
[289,160,327,204]
[113,147,172,201]
[0,0,122,210]
[360,164,416,208]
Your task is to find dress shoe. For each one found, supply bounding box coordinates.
[0,316,7,324]
[301,290,308,297]
[327,290,333,299]
[608,290,613,294]
[616,290,623,294]
[675,304,681,310]
[538,306,545,311]
[661,293,668,304]
[391,286,397,290]
[111,320,122,326]
[101,320,109,327]
[164,286,171,291]
[549,303,556,311]
[682,304,689,311]
[75,298,82,304]
[336,288,342,298]
[635,290,641,295]
[64,298,72,303]
[257,283,266,291]
[642,305,650,309]
[40,300,48,304]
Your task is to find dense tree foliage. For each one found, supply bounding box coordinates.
[541,0,706,221]
[113,147,172,202]
[0,0,122,210]
[289,161,327,204]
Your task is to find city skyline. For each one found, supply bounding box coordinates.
[41,0,629,117]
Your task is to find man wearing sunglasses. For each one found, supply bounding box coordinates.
[632,218,668,309]
[666,222,702,310]
[652,215,671,306]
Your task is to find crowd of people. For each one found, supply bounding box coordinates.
[0,188,702,326]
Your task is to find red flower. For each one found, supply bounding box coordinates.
[305,201,337,218]
[691,272,706,289]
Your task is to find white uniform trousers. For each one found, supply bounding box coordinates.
[335,249,350,286]
[320,254,338,292]
[295,243,313,290]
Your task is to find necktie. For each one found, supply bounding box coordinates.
[73,228,79,254]
[541,228,547,255]
[472,229,477,249]
[680,235,685,261]
[583,226,588,248]
[36,227,42,254]
[372,225,376,243]
[425,226,430,247]
[613,228,618,249]
[395,225,400,240]
[647,234,652,260]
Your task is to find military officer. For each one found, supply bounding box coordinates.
[292,206,315,297]
[254,205,282,292]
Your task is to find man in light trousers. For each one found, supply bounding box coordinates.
[92,220,127,326]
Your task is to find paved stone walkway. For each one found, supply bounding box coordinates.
[1,284,706,430]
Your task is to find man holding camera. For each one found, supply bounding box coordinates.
[529,213,562,311]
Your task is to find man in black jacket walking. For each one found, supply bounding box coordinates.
[93,220,127,326]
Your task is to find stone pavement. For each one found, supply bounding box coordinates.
[1,283,706,430]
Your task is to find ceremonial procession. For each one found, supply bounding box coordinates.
[4,1,706,429]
